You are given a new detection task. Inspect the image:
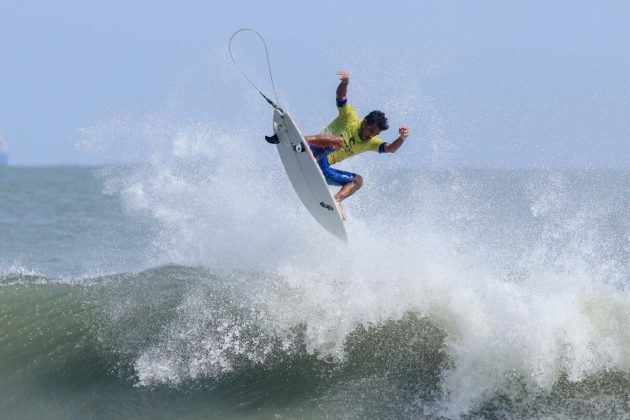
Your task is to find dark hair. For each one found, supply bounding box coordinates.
[364,110,389,130]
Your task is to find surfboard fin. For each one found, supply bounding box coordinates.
[265,133,279,144]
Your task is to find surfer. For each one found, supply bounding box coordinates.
[305,70,410,220]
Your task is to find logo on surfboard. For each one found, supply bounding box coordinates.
[320,202,334,211]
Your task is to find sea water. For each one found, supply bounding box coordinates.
[1,163,628,419]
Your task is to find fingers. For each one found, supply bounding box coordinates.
[336,70,350,82]
[399,126,409,139]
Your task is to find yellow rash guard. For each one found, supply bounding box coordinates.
[323,100,385,165]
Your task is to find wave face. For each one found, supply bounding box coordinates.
[2,162,629,418]
[2,256,630,419]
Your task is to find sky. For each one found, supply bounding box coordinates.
[1,0,629,167]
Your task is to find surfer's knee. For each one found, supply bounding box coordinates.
[353,174,363,189]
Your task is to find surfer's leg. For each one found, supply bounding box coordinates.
[333,176,362,221]
[308,145,331,161]
[336,200,347,221]
[334,174,363,203]
[319,166,360,221]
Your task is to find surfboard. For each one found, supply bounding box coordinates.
[269,109,348,241]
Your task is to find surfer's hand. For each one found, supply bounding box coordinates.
[336,70,349,84]
[398,126,409,140]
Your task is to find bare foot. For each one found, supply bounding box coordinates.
[335,200,347,221]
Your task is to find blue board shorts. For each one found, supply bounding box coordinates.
[309,146,357,186]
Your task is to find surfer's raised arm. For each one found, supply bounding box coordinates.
[336,70,349,102]
[383,126,410,153]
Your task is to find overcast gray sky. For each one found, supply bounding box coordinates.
[1,0,629,167]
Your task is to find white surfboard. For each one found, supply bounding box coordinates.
[270,109,348,241]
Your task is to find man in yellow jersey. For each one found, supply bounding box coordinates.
[305,70,410,220]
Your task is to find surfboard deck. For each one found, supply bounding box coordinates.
[271,109,348,241]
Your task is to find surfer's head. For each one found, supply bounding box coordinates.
[359,111,389,140]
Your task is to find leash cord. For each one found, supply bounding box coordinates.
[228,28,283,113]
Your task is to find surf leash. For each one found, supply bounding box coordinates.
[228,28,284,114]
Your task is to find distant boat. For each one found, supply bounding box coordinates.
[0,135,7,165]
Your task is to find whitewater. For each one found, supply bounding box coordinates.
[2,162,628,419]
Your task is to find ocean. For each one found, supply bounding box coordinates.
[1,165,628,419]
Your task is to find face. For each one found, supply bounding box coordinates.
[359,121,382,141]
